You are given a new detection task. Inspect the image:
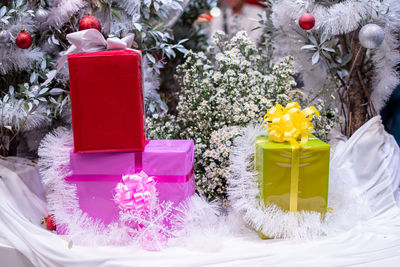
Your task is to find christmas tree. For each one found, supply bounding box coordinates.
[261,0,400,136]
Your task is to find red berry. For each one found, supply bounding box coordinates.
[16,31,33,49]
[299,13,315,30]
[79,16,102,32]
[42,215,56,231]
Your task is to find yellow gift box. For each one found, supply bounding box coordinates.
[255,135,330,238]
[256,102,330,239]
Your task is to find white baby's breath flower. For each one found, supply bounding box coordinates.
[213,72,222,81]
[216,53,225,61]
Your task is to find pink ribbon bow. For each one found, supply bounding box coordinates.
[113,171,157,211]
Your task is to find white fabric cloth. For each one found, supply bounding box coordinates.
[0,237,33,267]
[0,116,400,266]
[0,157,47,223]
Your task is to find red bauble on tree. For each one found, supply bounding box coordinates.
[79,15,102,32]
[41,215,56,231]
[299,12,315,30]
[16,29,33,49]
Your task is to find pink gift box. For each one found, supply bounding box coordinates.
[61,140,195,229]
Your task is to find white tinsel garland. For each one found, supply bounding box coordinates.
[227,124,371,239]
[0,47,44,75]
[0,98,48,131]
[370,26,400,110]
[314,1,370,35]
[119,0,142,21]
[44,0,85,28]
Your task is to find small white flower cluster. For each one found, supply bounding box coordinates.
[147,31,297,201]
[146,114,180,140]
[200,126,243,198]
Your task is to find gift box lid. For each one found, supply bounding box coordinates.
[68,49,141,59]
[256,135,330,150]
[70,151,136,175]
[142,140,194,176]
[70,140,194,177]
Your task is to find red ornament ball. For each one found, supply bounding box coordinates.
[16,31,33,49]
[299,13,315,30]
[42,215,56,231]
[79,15,102,32]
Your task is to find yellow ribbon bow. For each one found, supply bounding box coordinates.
[263,102,319,148]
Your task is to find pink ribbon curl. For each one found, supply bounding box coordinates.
[113,171,157,211]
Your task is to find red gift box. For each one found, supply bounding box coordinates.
[68,49,145,153]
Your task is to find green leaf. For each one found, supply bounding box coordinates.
[8,86,14,96]
[40,60,46,70]
[39,87,49,95]
[309,34,318,46]
[30,72,37,83]
[143,21,152,27]
[146,54,156,64]
[322,47,335,53]
[301,45,317,50]
[320,32,329,44]
[165,47,176,58]
[178,39,189,45]
[96,0,102,10]
[322,50,333,61]
[0,6,7,18]
[154,2,160,11]
[134,23,142,32]
[342,53,352,66]
[51,35,60,45]
[159,8,168,18]
[68,240,73,249]
[111,9,121,20]
[16,0,24,8]
[49,97,58,104]
[312,51,320,65]
[49,88,65,95]
[176,47,188,54]
[170,1,183,11]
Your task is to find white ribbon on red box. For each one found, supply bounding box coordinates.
[44,29,136,85]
